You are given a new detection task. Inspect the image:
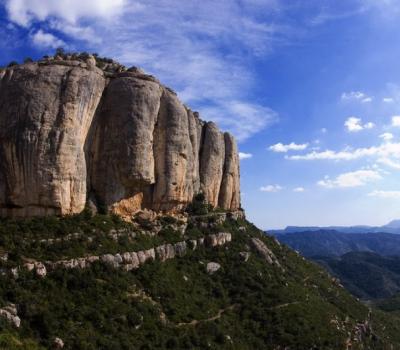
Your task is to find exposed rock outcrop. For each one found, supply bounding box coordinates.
[5,232,232,277]
[0,304,21,328]
[0,59,241,218]
[250,238,282,269]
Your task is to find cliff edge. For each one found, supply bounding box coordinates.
[0,55,240,217]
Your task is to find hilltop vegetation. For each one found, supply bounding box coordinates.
[0,211,400,349]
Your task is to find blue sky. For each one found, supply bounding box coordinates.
[1,0,400,229]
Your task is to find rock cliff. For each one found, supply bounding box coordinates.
[0,56,240,217]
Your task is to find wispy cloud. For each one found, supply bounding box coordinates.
[269,142,308,153]
[317,169,382,188]
[293,187,305,192]
[4,0,286,141]
[286,142,400,164]
[260,184,283,193]
[368,190,400,199]
[377,157,400,169]
[341,91,373,103]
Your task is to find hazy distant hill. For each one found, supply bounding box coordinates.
[273,229,400,301]
[269,220,400,235]
[273,230,400,257]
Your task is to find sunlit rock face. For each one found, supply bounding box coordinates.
[0,59,241,218]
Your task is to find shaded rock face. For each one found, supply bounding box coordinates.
[0,61,241,217]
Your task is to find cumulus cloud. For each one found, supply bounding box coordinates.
[269,142,308,153]
[341,91,373,103]
[392,116,400,127]
[317,170,382,188]
[368,190,400,199]
[30,29,65,48]
[260,185,283,192]
[293,187,305,192]
[383,97,394,103]
[344,117,375,132]
[239,152,253,160]
[380,132,394,141]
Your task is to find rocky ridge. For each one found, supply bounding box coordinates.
[0,54,240,218]
[16,232,233,278]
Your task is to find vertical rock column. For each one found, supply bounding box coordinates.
[0,63,105,217]
[199,122,226,207]
[218,133,241,210]
[152,89,195,211]
[89,73,162,215]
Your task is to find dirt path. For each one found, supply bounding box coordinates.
[175,304,239,327]
[269,301,300,309]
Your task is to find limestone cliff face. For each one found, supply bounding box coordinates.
[0,62,105,217]
[0,58,241,217]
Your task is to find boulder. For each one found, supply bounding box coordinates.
[174,241,187,257]
[35,262,47,277]
[53,337,64,349]
[206,262,221,274]
[0,305,21,328]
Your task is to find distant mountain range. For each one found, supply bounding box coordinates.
[272,230,400,257]
[269,219,400,235]
[272,227,400,301]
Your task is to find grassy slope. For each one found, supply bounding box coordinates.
[0,214,400,349]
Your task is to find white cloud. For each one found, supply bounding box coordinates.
[345,117,362,132]
[368,190,400,199]
[5,0,125,26]
[344,117,375,132]
[286,142,400,163]
[269,142,308,153]
[13,0,280,141]
[293,187,305,192]
[362,97,373,103]
[239,152,253,160]
[321,128,327,133]
[383,97,394,103]
[260,185,283,192]
[392,116,400,127]
[30,29,65,48]
[317,170,382,188]
[341,91,373,103]
[380,132,394,141]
